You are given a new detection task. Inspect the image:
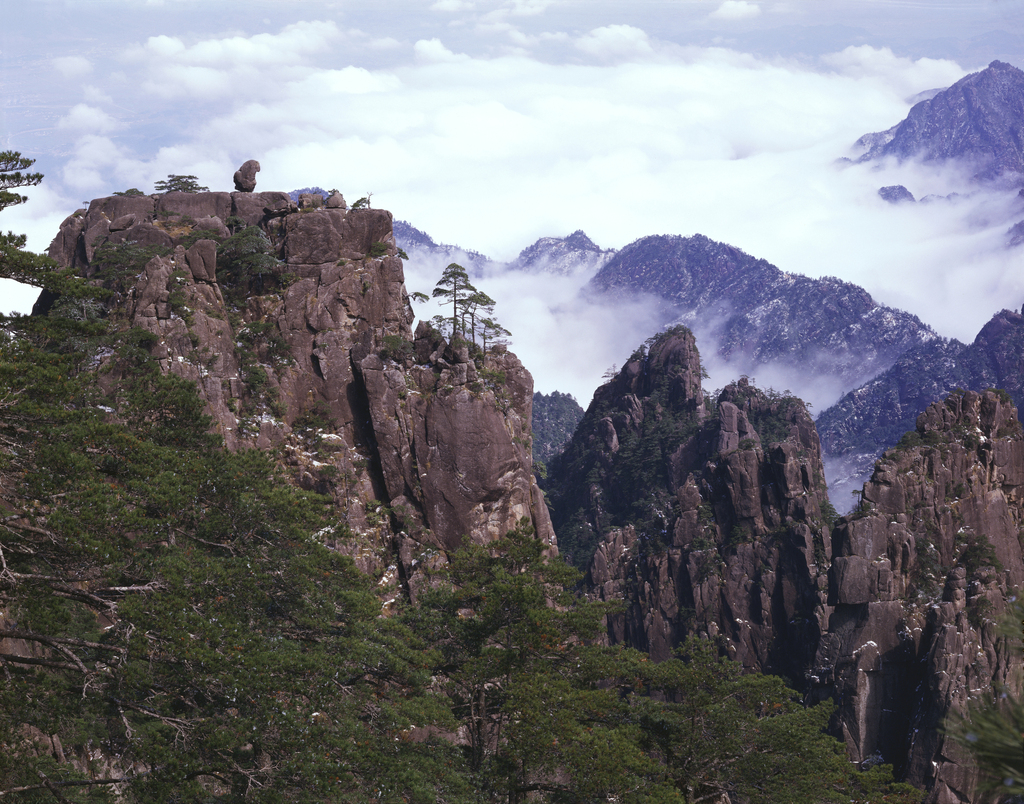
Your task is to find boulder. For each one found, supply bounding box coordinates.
[233,159,260,192]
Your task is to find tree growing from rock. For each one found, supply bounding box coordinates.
[154,174,209,193]
[430,262,510,351]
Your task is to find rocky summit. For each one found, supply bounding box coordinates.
[8,183,1020,804]
[818,304,1024,506]
[44,189,552,593]
[813,389,1024,803]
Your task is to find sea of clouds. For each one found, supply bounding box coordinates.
[4,0,1022,410]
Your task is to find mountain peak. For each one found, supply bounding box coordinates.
[511,229,613,276]
[855,59,1024,179]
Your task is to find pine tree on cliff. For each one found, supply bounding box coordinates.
[431,262,476,341]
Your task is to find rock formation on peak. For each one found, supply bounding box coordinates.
[856,59,1024,180]
[818,303,1024,508]
[44,188,552,592]
[813,389,1024,803]
[233,159,260,192]
[879,184,916,203]
[547,325,1023,802]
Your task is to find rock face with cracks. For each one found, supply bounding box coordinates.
[811,389,1024,804]
[549,329,832,678]
[46,190,552,594]
[548,329,1022,804]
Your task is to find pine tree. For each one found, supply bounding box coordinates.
[431,262,476,341]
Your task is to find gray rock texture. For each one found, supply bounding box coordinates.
[233,159,260,192]
[813,390,1024,803]
[46,190,552,593]
[548,328,1023,803]
[549,329,831,677]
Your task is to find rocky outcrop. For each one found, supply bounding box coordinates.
[233,159,260,192]
[45,190,551,591]
[879,185,916,203]
[817,304,1024,508]
[812,390,1024,803]
[549,328,832,676]
[549,325,1023,802]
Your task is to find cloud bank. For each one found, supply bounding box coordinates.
[9,9,1019,410]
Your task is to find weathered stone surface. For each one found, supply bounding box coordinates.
[106,222,173,251]
[552,337,831,678]
[326,192,346,209]
[233,159,260,192]
[185,239,218,282]
[193,216,230,240]
[811,390,1024,801]
[109,213,137,231]
[47,211,86,269]
[232,191,293,227]
[45,189,553,609]
[282,211,343,265]
[157,192,233,221]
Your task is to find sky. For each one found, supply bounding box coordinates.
[3,0,1024,409]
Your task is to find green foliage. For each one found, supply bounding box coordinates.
[947,599,1024,800]
[0,304,453,803]
[407,522,655,802]
[0,150,43,211]
[112,188,145,196]
[429,263,510,352]
[216,225,281,302]
[154,174,208,193]
[531,390,584,465]
[91,241,172,299]
[381,333,415,364]
[956,532,1002,580]
[634,638,854,804]
[368,241,389,258]
[820,498,838,529]
[237,319,292,366]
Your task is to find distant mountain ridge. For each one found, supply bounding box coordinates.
[509,229,614,276]
[589,233,937,390]
[816,305,1024,503]
[856,59,1024,180]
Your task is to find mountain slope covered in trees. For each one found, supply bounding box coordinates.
[0,159,936,804]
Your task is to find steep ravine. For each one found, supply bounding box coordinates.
[45,190,553,594]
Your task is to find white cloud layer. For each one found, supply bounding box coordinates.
[9,10,1020,411]
[710,1,762,22]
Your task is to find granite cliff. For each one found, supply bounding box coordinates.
[548,328,1022,803]
[548,328,832,680]
[44,189,553,591]
[813,390,1024,803]
[818,304,1024,507]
